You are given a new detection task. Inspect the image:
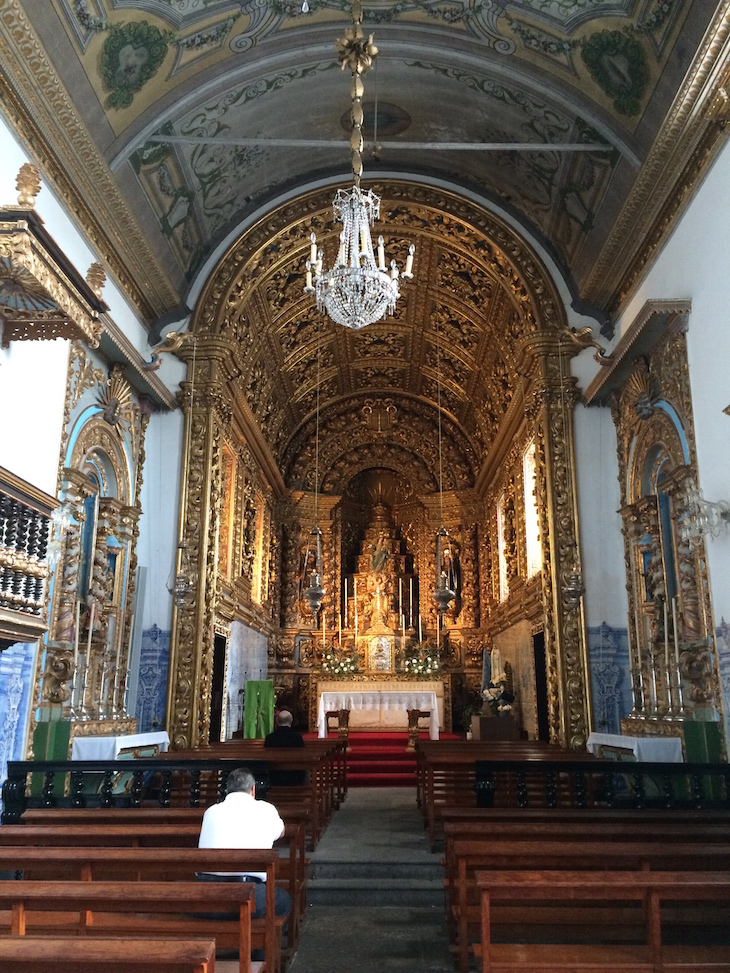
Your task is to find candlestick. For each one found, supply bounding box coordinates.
[401,613,405,642]
[73,599,80,673]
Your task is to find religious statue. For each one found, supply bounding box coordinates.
[370,533,390,572]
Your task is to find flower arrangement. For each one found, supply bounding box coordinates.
[322,645,359,677]
[403,643,441,677]
[482,675,515,716]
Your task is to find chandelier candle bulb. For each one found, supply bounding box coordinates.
[377,236,385,270]
[305,262,313,292]
[403,244,415,278]
[389,259,398,280]
[310,232,317,264]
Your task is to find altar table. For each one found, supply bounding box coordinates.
[587,731,683,763]
[71,730,170,761]
[317,690,440,739]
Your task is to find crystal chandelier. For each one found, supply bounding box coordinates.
[304,0,414,330]
[680,485,730,542]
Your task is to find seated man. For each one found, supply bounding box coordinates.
[264,709,305,749]
[264,710,307,786]
[198,766,291,955]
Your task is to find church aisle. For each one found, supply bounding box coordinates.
[289,787,453,972]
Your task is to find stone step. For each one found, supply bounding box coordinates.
[311,861,443,881]
[307,876,444,908]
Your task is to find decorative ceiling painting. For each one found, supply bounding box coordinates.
[2,0,728,493]
[15,0,711,296]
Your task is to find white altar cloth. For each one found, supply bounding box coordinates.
[318,690,439,739]
[72,730,170,761]
[587,732,683,763]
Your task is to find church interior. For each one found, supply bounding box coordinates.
[1,0,730,967]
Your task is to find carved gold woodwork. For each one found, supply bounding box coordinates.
[612,322,724,724]
[0,214,103,348]
[167,177,597,745]
[521,335,592,749]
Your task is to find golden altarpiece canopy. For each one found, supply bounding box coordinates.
[163,182,599,752]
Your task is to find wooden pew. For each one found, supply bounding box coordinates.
[0,881,258,973]
[0,848,284,971]
[416,742,601,846]
[4,813,309,947]
[475,870,730,972]
[0,937,218,973]
[449,837,730,973]
[155,743,342,848]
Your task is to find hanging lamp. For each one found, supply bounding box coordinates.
[304,0,414,330]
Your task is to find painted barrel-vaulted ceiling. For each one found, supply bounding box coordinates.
[2,2,728,493]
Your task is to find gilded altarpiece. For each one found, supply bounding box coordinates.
[608,312,725,740]
[34,344,148,744]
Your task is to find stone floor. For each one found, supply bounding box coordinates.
[221,787,454,972]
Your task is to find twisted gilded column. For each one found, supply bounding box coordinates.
[522,334,592,749]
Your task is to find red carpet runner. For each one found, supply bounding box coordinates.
[310,731,461,788]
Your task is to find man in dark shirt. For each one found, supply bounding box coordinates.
[264,710,306,785]
[264,710,305,749]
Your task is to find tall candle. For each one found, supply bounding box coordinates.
[626,612,634,671]
[436,613,440,651]
[672,597,680,668]
[344,578,348,628]
[399,577,402,615]
[73,600,80,677]
[409,579,413,627]
[418,614,422,643]
[86,602,95,657]
[322,613,326,648]
[354,578,358,639]
[339,615,342,645]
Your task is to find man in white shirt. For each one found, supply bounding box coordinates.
[198,767,291,935]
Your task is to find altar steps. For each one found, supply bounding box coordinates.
[330,731,459,788]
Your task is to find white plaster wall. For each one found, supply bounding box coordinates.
[613,139,730,627]
[0,339,68,495]
[137,410,184,631]
[572,402,628,629]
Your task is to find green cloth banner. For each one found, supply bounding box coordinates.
[243,679,275,739]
